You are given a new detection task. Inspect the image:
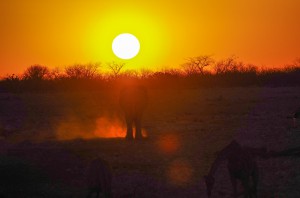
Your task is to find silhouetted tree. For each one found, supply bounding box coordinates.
[182,55,214,75]
[214,57,232,74]
[1,74,21,92]
[107,62,125,77]
[293,58,300,67]
[122,70,139,78]
[2,57,300,93]
[239,64,258,73]
[4,74,20,82]
[213,56,244,74]
[48,67,62,80]
[23,65,49,80]
[283,58,300,72]
[65,63,101,79]
[140,69,152,78]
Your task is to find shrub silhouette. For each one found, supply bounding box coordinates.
[23,65,49,81]
[65,63,101,79]
[1,57,300,92]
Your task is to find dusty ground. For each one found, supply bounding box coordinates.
[0,87,300,197]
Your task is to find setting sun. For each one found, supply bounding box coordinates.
[112,33,140,59]
[1,1,299,74]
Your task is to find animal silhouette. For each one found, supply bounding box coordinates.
[204,140,267,198]
[287,107,300,127]
[120,83,147,140]
[86,157,112,198]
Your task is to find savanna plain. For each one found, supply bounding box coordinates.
[0,87,300,197]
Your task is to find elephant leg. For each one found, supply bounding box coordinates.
[134,116,143,140]
[125,115,134,140]
[241,178,250,198]
[230,174,238,198]
[252,168,259,198]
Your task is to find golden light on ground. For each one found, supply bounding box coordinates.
[141,130,148,138]
[55,116,147,140]
[167,159,194,186]
[112,33,140,60]
[94,117,125,138]
[94,117,147,138]
[55,116,126,140]
[157,133,181,154]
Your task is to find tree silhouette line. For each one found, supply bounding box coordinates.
[1,56,300,92]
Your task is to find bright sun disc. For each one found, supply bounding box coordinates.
[112,33,140,59]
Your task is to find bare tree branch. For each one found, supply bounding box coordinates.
[65,63,101,79]
[182,55,214,75]
[106,62,125,77]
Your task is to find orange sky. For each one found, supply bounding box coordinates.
[1,0,299,75]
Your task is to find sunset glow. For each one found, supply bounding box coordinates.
[1,0,300,74]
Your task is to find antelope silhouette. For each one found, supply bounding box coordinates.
[86,157,112,198]
[204,140,267,198]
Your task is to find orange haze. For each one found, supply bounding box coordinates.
[55,116,147,140]
[1,0,300,75]
[167,158,194,186]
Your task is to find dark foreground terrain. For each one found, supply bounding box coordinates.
[0,87,300,197]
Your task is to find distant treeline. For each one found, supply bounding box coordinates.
[1,56,300,92]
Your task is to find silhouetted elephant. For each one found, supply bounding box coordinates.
[120,84,148,140]
[86,157,112,198]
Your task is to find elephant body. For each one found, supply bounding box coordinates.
[120,84,147,140]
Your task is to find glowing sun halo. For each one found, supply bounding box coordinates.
[112,33,140,59]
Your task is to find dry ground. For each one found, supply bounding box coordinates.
[0,87,300,197]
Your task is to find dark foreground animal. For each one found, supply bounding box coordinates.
[287,107,300,128]
[86,157,112,198]
[120,84,147,140]
[204,140,267,198]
